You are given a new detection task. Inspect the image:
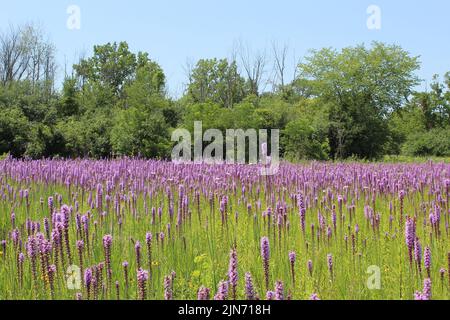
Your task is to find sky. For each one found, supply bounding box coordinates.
[0,0,449,97]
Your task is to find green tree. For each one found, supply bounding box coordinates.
[111,105,171,158]
[0,107,30,157]
[58,77,80,117]
[74,42,137,97]
[186,58,246,108]
[296,42,420,159]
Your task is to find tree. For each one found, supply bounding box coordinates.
[238,42,267,96]
[410,74,450,130]
[0,107,30,157]
[124,52,166,108]
[271,42,294,95]
[73,42,137,97]
[111,104,171,158]
[185,58,246,108]
[58,77,80,117]
[0,23,56,89]
[296,42,420,159]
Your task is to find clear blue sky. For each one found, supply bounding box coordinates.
[1,0,449,97]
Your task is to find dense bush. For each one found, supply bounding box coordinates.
[402,128,450,157]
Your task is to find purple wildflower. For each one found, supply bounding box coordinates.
[266,291,275,300]
[214,280,229,300]
[244,272,256,300]
[289,251,296,285]
[137,269,149,300]
[275,280,284,300]
[102,235,113,288]
[135,241,142,270]
[197,286,211,300]
[164,275,173,300]
[405,217,415,265]
[228,247,238,300]
[327,254,333,278]
[424,246,431,278]
[48,265,56,299]
[261,237,270,290]
[310,293,320,300]
[307,260,313,276]
[84,268,93,300]
[146,232,153,279]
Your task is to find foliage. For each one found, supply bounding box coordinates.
[402,127,450,157]
[186,58,246,108]
[297,42,421,159]
[0,27,449,161]
[0,106,30,157]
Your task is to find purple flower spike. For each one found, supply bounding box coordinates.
[137,269,149,300]
[213,280,229,300]
[198,286,211,300]
[135,241,142,270]
[289,251,296,285]
[84,268,93,300]
[266,291,275,300]
[307,260,313,276]
[327,254,333,278]
[164,275,173,300]
[102,235,112,249]
[310,293,320,300]
[275,281,284,300]
[228,248,238,300]
[424,246,431,278]
[244,272,256,300]
[260,237,270,290]
[405,217,415,265]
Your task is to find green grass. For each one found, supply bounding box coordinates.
[0,162,449,300]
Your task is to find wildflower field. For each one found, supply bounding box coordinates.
[0,158,449,300]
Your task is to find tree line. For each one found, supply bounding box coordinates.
[1,24,449,160]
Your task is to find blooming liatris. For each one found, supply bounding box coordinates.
[266,291,275,300]
[135,241,142,270]
[47,264,56,299]
[414,237,422,273]
[307,260,313,276]
[213,280,229,300]
[146,232,153,278]
[298,193,306,233]
[84,268,93,300]
[164,275,173,300]
[289,251,296,285]
[228,247,238,300]
[197,286,211,300]
[261,237,270,290]
[76,240,84,273]
[310,293,320,300]
[405,217,415,265]
[415,278,432,300]
[137,269,149,300]
[27,236,39,293]
[424,246,431,278]
[244,272,256,300]
[275,280,284,300]
[17,252,24,287]
[327,254,333,278]
[48,196,54,215]
[102,235,113,288]
[122,261,129,297]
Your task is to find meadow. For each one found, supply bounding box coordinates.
[0,158,449,300]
